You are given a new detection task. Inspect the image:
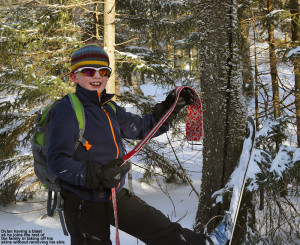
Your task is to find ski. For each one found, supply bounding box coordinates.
[228,117,256,244]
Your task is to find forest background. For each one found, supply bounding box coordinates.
[0,0,299,244]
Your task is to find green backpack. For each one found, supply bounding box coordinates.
[32,93,116,235]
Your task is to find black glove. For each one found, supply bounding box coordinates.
[86,159,130,190]
[86,161,104,192]
[153,88,194,124]
[101,158,130,189]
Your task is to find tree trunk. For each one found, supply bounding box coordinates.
[252,8,264,210]
[268,0,281,119]
[132,70,144,95]
[194,1,250,243]
[104,0,116,95]
[238,1,254,97]
[147,3,157,51]
[291,0,300,147]
[267,0,287,197]
[94,3,100,40]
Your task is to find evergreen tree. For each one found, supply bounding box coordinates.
[113,0,200,183]
[115,0,198,89]
[225,1,299,242]
[0,0,80,204]
[290,0,300,147]
[249,118,300,244]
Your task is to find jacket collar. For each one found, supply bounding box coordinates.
[75,85,115,105]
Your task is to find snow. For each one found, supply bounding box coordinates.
[270,146,291,174]
[0,200,67,244]
[211,119,256,221]
[293,148,300,162]
[0,95,18,103]
[286,46,300,58]
[266,9,284,18]
[228,120,255,222]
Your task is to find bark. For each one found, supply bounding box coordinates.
[268,0,281,118]
[237,2,254,97]
[94,3,100,40]
[132,70,144,95]
[252,10,260,128]
[195,0,249,243]
[104,0,116,95]
[166,37,175,68]
[291,0,300,147]
[147,4,158,51]
[252,9,264,210]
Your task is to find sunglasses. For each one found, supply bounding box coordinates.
[75,67,112,77]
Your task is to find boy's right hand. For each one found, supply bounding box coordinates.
[101,158,130,189]
[86,159,130,191]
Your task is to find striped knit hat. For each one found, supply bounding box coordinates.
[70,41,110,73]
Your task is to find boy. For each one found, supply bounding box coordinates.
[47,41,232,245]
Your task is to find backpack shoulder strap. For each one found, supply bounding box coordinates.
[67,93,91,151]
[107,101,116,114]
[67,93,85,131]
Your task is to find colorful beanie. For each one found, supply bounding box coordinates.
[70,41,110,73]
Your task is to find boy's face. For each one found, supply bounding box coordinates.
[70,68,109,94]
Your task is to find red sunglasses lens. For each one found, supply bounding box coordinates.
[80,68,96,77]
[99,69,111,77]
[79,68,111,77]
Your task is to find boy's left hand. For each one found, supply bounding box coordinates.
[153,88,195,124]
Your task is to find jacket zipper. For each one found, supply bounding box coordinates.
[103,108,119,159]
[98,91,119,159]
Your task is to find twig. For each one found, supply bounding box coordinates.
[166,134,200,198]
[175,210,188,223]
[154,175,176,217]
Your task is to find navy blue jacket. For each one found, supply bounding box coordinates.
[47,85,168,201]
